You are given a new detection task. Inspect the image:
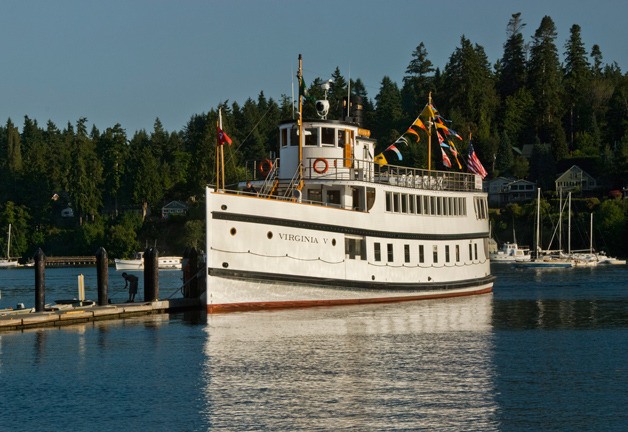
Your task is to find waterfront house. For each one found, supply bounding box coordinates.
[485,177,537,207]
[555,165,597,193]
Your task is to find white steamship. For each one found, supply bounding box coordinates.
[204,56,494,313]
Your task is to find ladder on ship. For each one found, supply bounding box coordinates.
[257,160,303,201]
[257,159,279,197]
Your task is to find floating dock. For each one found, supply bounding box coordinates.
[0,298,201,332]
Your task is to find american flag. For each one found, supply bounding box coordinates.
[467,142,488,178]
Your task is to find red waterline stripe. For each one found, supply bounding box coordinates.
[206,286,493,314]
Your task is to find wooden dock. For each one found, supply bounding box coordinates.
[44,256,98,267]
[0,298,201,332]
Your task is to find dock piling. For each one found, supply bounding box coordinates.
[34,248,46,312]
[96,247,109,306]
[189,248,199,298]
[144,247,159,301]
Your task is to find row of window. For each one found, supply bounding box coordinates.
[473,197,488,220]
[385,191,468,217]
[280,126,349,148]
[345,237,482,264]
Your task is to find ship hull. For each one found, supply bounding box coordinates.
[205,272,494,313]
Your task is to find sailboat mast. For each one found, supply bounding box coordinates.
[558,191,563,252]
[6,224,10,259]
[590,213,594,254]
[535,188,541,258]
[568,192,572,254]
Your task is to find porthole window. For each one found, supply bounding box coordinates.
[221,205,227,210]
[332,239,336,246]
[230,228,237,236]
[222,262,229,268]
[267,231,273,239]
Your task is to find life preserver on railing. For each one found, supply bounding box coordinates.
[258,159,272,177]
[313,158,329,174]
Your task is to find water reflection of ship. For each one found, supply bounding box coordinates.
[206,294,493,340]
[203,296,497,430]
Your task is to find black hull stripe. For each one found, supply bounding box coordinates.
[209,268,495,291]
[212,212,488,241]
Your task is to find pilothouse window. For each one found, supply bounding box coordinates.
[321,128,335,146]
[304,128,317,146]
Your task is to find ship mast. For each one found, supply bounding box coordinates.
[427,92,433,171]
[216,109,226,191]
[297,54,304,188]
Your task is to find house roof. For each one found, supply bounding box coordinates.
[162,200,188,210]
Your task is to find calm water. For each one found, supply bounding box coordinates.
[0,265,627,431]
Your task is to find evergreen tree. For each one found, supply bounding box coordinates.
[6,119,23,175]
[401,42,435,118]
[441,36,498,162]
[182,112,214,194]
[128,130,162,220]
[373,76,403,148]
[68,118,103,225]
[98,123,128,216]
[528,16,564,139]
[239,97,266,162]
[328,67,347,120]
[591,44,603,77]
[20,116,51,224]
[502,88,535,146]
[498,13,527,100]
[495,131,514,175]
[563,24,592,150]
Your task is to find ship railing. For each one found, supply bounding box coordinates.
[245,157,480,193]
[302,157,479,192]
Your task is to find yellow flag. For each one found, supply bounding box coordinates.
[412,117,427,131]
[405,128,420,142]
[374,153,388,166]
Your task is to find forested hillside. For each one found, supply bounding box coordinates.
[1,14,627,259]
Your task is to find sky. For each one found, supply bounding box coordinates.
[1,0,626,135]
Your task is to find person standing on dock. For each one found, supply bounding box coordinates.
[122,272,139,302]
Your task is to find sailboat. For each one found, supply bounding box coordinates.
[514,188,574,268]
[569,212,626,265]
[0,224,21,269]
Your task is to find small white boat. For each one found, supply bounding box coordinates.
[490,242,531,263]
[114,252,182,271]
[0,303,34,315]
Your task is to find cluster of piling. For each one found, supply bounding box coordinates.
[2,246,203,332]
[33,247,165,311]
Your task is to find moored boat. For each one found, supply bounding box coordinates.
[0,224,21,269]
[114,252,182,271]
[490,242,531,263]
[203,55,494,313]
